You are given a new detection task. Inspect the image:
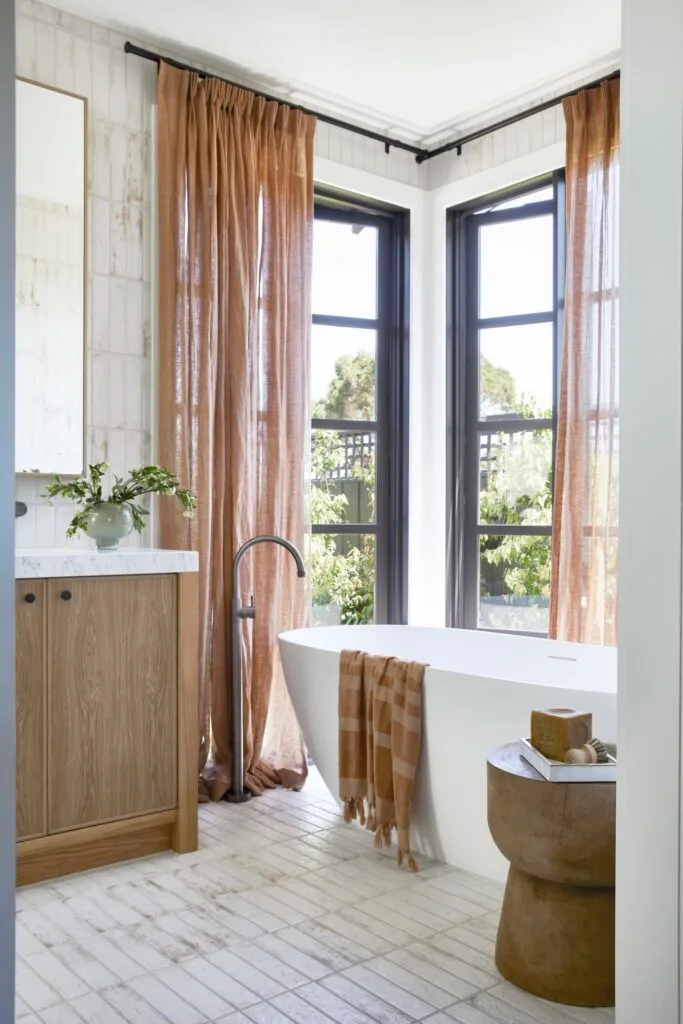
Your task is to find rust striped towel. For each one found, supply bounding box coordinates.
[339,650,425,870]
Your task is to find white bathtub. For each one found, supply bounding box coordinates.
[278,625,617,883]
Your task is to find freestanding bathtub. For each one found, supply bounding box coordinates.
[278,625,617,883]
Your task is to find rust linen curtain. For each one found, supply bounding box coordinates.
[157,62,315,798]
[550,79,620,645]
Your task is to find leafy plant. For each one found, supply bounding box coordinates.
[309,347,555,626]
[45,463,197,538]
[310,407,376,624]
[479,391,553,609]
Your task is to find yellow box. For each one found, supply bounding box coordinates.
[530,708,593,762]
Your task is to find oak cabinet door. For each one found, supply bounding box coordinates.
[16,580,46,840]
[48,575,177,832]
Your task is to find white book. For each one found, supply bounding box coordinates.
[520,738,617,783]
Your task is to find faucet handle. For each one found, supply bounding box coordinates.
[237,595,256,620]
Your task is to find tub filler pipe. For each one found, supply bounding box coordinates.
[225,535,306,803]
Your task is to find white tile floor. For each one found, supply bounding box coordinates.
[16,771,615,1024]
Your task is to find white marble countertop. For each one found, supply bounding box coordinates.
[15,548,199,579]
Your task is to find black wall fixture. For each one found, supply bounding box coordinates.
[124,41,619,165]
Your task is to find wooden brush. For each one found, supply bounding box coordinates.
[564,738,610,765]
[565,744,598,765]
[588,737,610,763]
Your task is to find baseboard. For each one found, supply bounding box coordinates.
[17,810,177,886]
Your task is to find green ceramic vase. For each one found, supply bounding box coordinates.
[86,503,133,551]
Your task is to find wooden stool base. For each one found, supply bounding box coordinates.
[496,866,615,1007]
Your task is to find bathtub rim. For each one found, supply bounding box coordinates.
[278,623,617,695]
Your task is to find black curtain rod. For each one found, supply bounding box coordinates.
[123,41,424,158]
[416,69,621,163]
[124,41,619,165]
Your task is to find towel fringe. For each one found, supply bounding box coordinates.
[373,821,394,849]
[342,797,366,825]
[397,846,419,872]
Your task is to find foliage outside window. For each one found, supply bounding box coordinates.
[310,353,376,624]
[309,208,380,626]
[478,361,552,626]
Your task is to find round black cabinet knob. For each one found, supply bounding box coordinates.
[60,590,72,601]
[24,593,36,604]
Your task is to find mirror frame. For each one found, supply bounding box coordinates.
[16,76,88,479]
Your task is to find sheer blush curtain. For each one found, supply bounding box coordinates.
[157,62,315,799]
[550,79,620,645]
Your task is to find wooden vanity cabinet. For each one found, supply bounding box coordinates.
[15,579,46,841]
[15,571,198,885]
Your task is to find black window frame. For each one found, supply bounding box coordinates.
[312,190,410,625]
[446,172,566,635]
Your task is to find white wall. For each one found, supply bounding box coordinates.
[427,104,565,191]
[617,0,683,1017]
[0,0,16,1017]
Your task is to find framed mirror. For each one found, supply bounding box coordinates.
[15,79,87,476]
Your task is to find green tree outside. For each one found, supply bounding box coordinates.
[310,351,552,627]
[311,353,376,623]
[478,360,553,629]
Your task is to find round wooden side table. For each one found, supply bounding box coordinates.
[487,742,615,1007]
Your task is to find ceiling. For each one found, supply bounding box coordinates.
[47,0,621,147]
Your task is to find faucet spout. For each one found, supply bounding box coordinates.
[231,534,305,599]
[225,534,306,805]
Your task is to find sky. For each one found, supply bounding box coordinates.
[478,213,554,412]
[311,220,377,406]
[311,209,554,414]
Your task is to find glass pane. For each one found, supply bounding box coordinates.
[479,428,553,527]
[479,534,551,633]
[479,215,553,319]
[480,323,553,419]
[312,219,378,319]
[310,533,376,626]
[311,429,376,526]
[490,186,554,212]
[312,325,376,420]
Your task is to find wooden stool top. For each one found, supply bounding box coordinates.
[487,741,616,886]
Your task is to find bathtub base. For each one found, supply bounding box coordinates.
[496,866,615,1007]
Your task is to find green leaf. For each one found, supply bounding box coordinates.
[43,463,197,540]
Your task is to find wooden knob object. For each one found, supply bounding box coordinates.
[565,744,598,765]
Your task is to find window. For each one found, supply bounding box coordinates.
[310,195,409,626]
[447,175,565,635]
